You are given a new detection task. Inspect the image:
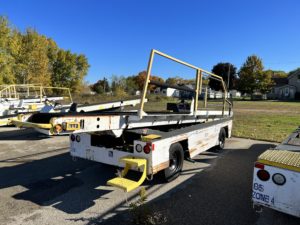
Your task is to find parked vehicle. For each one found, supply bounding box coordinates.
[0,84,72,126]
[252,128,300,218]
[69,49,233,192]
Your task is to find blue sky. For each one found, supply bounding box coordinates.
[1,0,300,82]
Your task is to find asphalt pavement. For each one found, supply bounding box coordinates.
[0,127,299,225]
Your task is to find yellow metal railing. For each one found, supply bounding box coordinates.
[0,84,72,103]
[138,49,231,118]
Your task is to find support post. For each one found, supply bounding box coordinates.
[193,69,200,115]
[204,87,208,108]
[221,80,227,116]
[139,49,155,118]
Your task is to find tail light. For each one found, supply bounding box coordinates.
[70,134,75,142]
[143,143,152,154]
[257,169,270,181]
[272,173,286,185]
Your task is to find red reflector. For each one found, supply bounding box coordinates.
[255,162,264,170]
[152,143,155,151]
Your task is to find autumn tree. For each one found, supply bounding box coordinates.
[15,29,51,85]
[0,16,89,92]
[210,63,237,90]
[51,50,89,93]
[0,17,17,84]
[134,71,164,91]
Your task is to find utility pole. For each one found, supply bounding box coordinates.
[227,63,231,90]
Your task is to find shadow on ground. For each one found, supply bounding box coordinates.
[0,152,117,214]
[2,141,299,225]
[72,143,300,225]
[0,128,51,140]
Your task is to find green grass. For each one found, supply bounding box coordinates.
[233,100,300,142]
[73,93,300,143]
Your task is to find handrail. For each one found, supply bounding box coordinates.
[0,84,72,103]
[138,49,229,118]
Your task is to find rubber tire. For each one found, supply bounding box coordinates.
[218,128,226,150]
[163,143,184,182]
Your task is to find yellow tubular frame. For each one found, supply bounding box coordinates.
[0,84,72,103]
[138,49,231,118]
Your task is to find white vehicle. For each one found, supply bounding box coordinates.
[252,130,300,218]
[70,49,233,192]
[12,98,144,135]
[0,85,72,126]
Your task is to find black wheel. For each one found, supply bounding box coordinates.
[163,143,184,182]
[218,128,226,150]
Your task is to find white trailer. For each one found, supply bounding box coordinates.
[252,128,300,218]
[69,49,233,192]
[12,98,144,135]
[0,85,72,126]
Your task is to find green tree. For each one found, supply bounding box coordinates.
[211,63,237,90]
[258,70,274,94]
[264,70,287,78]
[92,77,110,94]
[111,75,126,92]
[237,55,264,94]
[165,77,183,85]
[165,77,195,86]
[125,75,138,94]
[288,68,300,76]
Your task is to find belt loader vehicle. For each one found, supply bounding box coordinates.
[69,49,233,192]
[12,98,145,135]
[0,84,72,126]
[252,128,300,218]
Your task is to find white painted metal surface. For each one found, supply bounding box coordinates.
[0,97,64,117]
[70,110,231,134]
[252,128,300,218]
[13,99,146,135]
[70,119,232,175]
[252,164,300,217]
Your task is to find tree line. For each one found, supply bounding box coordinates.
[208,56,297,95]
[91,71,204,95]
[0,16,89,93]
[92,55,296,96]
